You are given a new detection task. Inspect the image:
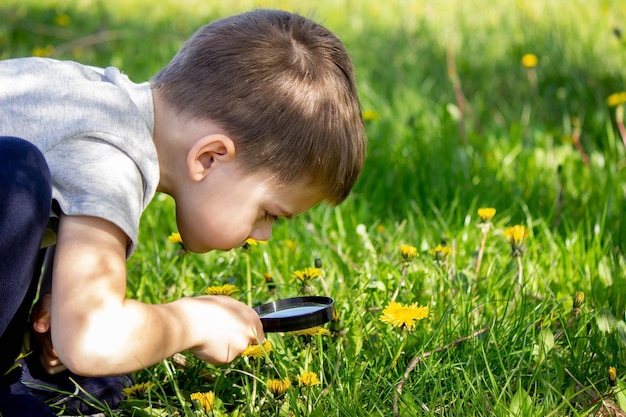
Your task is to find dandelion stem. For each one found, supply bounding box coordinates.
[446,42,469,145]
[571,118,590,166]
[246,252,252,307]
[617,105,626,148]
[248,360,260,415]
[389,336,407,371]
[475,228,488,281]
[516,255,524,292]
[177,254,186,299]
[390,265,407,303]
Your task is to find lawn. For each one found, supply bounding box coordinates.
[2,0,625,415]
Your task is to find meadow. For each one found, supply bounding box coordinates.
[2,0,625,415]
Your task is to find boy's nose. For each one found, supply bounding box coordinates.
[249,223,273,242]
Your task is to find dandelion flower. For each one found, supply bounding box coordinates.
[297,371,321,387]
[243,237,267,249]
[289,326,330,337]
[292,267,323,282]
[573,291,585,309]
[428,244,454,258]
[205,284,239,296]
[362,110,381,122]
[607,92,626,107]
[241,340,272,359]
[54,13,71,27]
[505,225,528,257]
[477,208,496,222]
[521,53,538,68]
[190,391,215,413]
[168,232,183,244]
[380,301,429,331]
[400,244,418,260]
[608,366,617,387]
[32,45,54,57]
[504,225,528,246]
[267,378,291,396]
[123,381,154,398]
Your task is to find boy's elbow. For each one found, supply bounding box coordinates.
[52,322,124,376]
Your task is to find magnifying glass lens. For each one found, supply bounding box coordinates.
[254,296,334,332]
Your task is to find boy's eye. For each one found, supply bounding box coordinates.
[264,212,280,224]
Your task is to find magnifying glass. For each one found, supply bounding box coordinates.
[254,296,335,333]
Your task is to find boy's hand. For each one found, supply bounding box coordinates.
[31,293,67,374]
[183,295,265,364]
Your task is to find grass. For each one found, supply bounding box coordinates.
[2,0,626,415]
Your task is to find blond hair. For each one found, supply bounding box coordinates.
[151,9,366,205]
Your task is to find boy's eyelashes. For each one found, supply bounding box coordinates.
[263,212,280,224]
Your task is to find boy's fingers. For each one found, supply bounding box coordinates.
[32,293,52,333]
[33,312,51,333]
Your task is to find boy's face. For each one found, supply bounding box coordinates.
[175,162,324,253]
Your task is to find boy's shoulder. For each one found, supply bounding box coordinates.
[0,57,160,254]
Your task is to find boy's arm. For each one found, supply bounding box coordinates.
[51,214,264,376]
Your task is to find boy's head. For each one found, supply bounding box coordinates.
[151,9,366,206]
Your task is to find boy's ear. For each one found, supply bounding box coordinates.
[186,134,236,182]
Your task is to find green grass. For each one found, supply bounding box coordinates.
[2,0,626,415]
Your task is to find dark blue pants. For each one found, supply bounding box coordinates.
[0,136,55,415]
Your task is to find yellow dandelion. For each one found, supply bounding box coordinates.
[289,326,331,337]
[292,267,323,282]
[32,45,54,57]
[284,239,297,250]
[608,366,617,387]
[521,53,538,68]
[477,208,496,222]
[504,225,528,246]
[205,284,239,296]
[123,381,154,398]
[297,371,321,387]
[400,244,418,260]
[190,391,215,413]
[573,291,585,309]
[606,92,626,107]
[380,301,429,331]
[241,340,272,359]
[243,237,267,249]
[54,13,71,27]
[362,110,381,122]
[168,232,183,244]
[428,244,454,257]
[267,378,291,396]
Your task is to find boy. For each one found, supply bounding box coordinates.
[0,8,366,416]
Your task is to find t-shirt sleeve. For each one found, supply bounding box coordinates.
[46,135,145,255]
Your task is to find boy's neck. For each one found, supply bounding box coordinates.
[151,89,181,196]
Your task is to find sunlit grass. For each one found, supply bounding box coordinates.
[2,0,625,415]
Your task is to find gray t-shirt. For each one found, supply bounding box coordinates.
[0,58,159,255]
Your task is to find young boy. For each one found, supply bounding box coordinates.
[0,8,366,416]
